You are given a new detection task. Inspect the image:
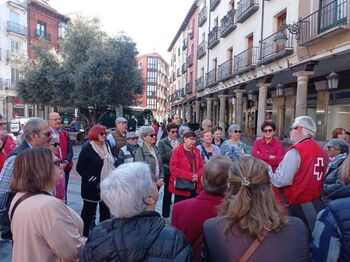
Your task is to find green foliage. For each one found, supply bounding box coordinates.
[17,16,143,125]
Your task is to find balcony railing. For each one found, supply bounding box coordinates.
[236,0,259,23]
[180,88,186,97]
[208,26,220,49]
[198,6,208,27]
[206,68,217,87]
[7,21,27,37]
[35,32,51,41]
[186,82,193,94]
[299,0,349,46]
[197,41,207,59]
[187,54,194,67]
[220,10,237,37]
[234,46,259,74]
[259,29,294,65]
[182,63,187,74]
[218,59,234,81]
[210,0,221,11]
[0,79,16,90]
[196,76,205,91]
[182,39,188,50]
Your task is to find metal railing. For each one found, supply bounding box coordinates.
[198,6,208,27]
[180,88,186,97]
[220,10,237,37]
[210,0,221,11]
[208,26,220,49]
[197,41,207,59]
[236,0,259,23]
[187,54,194,67]
[182,63,187,74]
[299,0,348,45]
[186,82,193,94]
[234,46,259,73]
[218,59,233,81]
[182,39,188,50]
[206,68,217,86]
[7,21,27,37]
[35,31,51,41]
[196,76,205,91]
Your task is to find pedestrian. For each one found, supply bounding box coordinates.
[0,114,16,172]
[135,126,164,188]
[116,131,140,166]
[0,117,51,241]
[106,117,127,163]
[81,162,194,261]
[169,130,204,203]
[151,119,159,141]
[9,147,86,262]
[212,126,224,147]
[172,156,231,262]
[197,130,221,163]
[49,137,65,201]
[47,112,73,202]
[195,119,213,145]
[76,124,114,237]
[220,124,247,161]
[202,156,310,262]
[157,122,180,220]
[332,127,347,140]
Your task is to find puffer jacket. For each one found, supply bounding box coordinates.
[81,211,194,262]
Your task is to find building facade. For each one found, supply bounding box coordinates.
[137,53,169,122]
[169,0,350,140]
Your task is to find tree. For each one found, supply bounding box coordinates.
[17,16,143,125]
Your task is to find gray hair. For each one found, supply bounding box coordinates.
[202,119,212,127]
[327,138,349,154]
[293,116,316,137]
[139,125,154,138]
[228,124,240,134]
[179,125,190,137]
[24,117,47,140]
[100,162,155,218]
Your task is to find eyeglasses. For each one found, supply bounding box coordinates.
[263,129,273,133]
[51,142,60,147]
[148,134,156,138]
[170,130,178,134]
[0,122,6,126]
[99,132,107,136]
[42,131,52,137]
[326,146,335,150]
[53,160,61,167]
[233,130,242,133]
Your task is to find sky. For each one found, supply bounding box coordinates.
[48,0,193,63]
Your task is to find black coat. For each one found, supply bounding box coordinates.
[76,141,104,201]
[81,211,194,262]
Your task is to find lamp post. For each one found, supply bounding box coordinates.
[274,22,301,46]
[327,72,339,89]
[276,83,284,97]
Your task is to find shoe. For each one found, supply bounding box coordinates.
[0,231,13,243]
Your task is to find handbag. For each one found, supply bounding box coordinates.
[174,177,196,191]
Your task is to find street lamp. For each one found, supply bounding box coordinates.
[327,72,339,89]
[274,22,300,46]
[248,89,254,101]
[276,83,284,97]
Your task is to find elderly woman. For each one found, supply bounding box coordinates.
[81,162,194,261]
[202,156,310,262]
[169,130,204,203]
[197,130,221,163]
[116,131,140,166]
[76,124,114,237]
[9,147,86,262]
[220,124,247,161]
[322,138,349,203]
[135,126,164,188]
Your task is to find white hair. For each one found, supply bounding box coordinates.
[100,162,154,218]
[139,125,154,138]
[293,116,317,137]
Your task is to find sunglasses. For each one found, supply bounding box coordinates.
[42,131,52,137]
[170,130,178,134]
[233,130,242,133]
[100,132,107,136]
[148,134,156,138]
[53,160,61,167]
[51,142,60,147]
[263,129,273,133]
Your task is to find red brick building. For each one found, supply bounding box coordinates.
[137,53,169,122]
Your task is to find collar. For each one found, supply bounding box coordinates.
[294,136,311,145]
[196,192,224,202]
[262,136,276,145]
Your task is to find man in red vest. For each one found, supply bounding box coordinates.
[48,112,73,201]
[270,116,328,205]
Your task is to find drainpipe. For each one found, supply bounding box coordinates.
[206,5,211,86]
[259,0,266,60]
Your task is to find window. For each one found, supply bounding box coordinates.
[147,98,156,109]
[11,68,20,84]
[147,85,156,97]
[58,23,66,39]
[36,21,47,38]
[147,71,157,84]
[147,57,158,70]
[10,11,20,24]
[11,41,21,55]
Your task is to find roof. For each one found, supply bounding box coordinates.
[167,0,199,52]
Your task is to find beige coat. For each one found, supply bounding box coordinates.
[10,192,86,262]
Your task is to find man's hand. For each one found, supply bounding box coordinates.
[269,155,276,160]
[192,173,199,182]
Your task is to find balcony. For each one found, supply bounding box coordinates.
[206,68,217,87]
[182,63,187,74]
[198,6,208,27]
[220,10,237,38]
[299,0,349,46]
[186,82,193,94]
[0,79,15,90]
[187,54,194,68]
[233,46,259,74]
[196,76,205,91]
[210,0,221,11]
[236,0,259,23]
[35,32,51,41]
[7,21,27,37]
[197,41,207,59]
[181,88,186,97]
[218,59,234,81]
[175,90,181,100]
[259,29,294,65]
[182,39,188,50]
[177,68,181,77]
[208,26,220,49]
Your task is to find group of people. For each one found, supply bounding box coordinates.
[0,112,350,261]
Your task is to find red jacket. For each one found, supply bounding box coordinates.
[0,135,16,171]
[169,144,203,196]
[172,192,223,262]
[58,129,73,171]
[283,139,328,204]
[252,137,284,171]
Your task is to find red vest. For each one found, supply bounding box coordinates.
[283,139,328,204]
[58,129,73,171]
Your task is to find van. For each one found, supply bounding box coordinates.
[10,118,29,135]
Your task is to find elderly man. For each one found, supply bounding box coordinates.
[107,117,127,162]
[48,112,73,200]
[116,131,140,166]
[172,156,232,262]
[81,162,193,261]
[0,117,51,241]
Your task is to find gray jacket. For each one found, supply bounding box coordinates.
[135,144,164,181]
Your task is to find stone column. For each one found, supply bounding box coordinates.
[195,100,201,123]
[218,94,228,132]
[293,71,314,117]
[234,90,245,127]
[256,83,270,137]
[182,105,186,123]
[206,97,213,121]
[187,104,192,123]
[34,104,38,117]
[24,104,29,118]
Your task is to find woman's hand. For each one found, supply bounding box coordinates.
[192,173,199,182]
[156,178,165,187]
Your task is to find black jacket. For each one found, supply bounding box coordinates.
[81,211,194,262]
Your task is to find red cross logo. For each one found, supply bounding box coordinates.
[313,157,324,181]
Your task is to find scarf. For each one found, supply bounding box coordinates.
[90,141,115,180]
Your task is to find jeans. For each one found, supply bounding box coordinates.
[81,200,110,237]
